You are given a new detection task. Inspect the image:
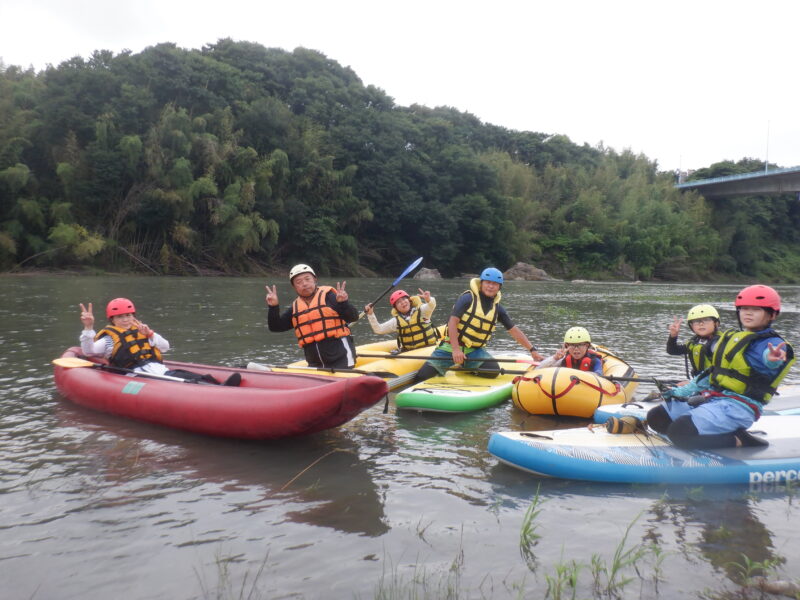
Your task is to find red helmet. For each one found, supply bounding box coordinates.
[106,297,136,319]
[389,290,410,307]
[735,285,781,313]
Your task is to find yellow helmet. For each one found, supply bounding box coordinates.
[686,304,719,322]
[564,327,591,344]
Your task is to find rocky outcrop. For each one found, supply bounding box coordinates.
[414,267,442,280]
[503,262,556,281]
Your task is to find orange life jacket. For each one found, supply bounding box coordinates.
[564,349,602,372]
[290,286,351,348]
[95,325,163,369]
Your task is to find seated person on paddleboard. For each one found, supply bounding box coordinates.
[667,304,721,381]
[538,327,603,374]
[79,298,241,385]
[266,263,358,369]
[364,288,441,351]
[415,267,544,382]
[646,285,794,449]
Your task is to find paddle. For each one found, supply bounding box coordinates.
[245,361,397,379]
[606,375,681,388]
[52,357,195,383]
[357,256,423,320]
[356,352,536,365]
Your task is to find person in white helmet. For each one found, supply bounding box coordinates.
[265,264,358,368]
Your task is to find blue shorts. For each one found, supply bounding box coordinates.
[663,396,756,435]
[425,346,494,376]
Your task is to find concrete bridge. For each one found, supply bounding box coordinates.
[675,165,800,198]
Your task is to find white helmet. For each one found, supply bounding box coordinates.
[289,264,316,281]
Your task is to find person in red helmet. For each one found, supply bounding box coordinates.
[364,288,440,351]
[646,285,794,449]
[265,264,358,368]
[78,299,241,385]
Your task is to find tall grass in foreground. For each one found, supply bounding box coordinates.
[196,502,798,600]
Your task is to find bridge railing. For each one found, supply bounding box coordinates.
[676,165,800,188]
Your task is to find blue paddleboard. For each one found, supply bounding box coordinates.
[488,415,800,485]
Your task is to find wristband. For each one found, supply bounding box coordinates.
[529,346,537,353]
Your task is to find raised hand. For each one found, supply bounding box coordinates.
[418,288,431,303]
[265,284,279,307]
[767,341,787,362]
[79,302,94,330]
[668,316,682,337]
[134,319,153,337]
[335,281,348,303]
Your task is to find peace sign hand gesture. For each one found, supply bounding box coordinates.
[265,285,279,307]
[668,317,682,337]
[418,288,431,303]
[768,341,787,363]
[335,281,348,303]
[79,302,94,330]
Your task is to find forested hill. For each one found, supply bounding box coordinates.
[1,39,799,281]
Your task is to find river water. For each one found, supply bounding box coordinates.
[2,275,800,599]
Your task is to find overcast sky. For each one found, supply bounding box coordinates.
[3,0,799,173]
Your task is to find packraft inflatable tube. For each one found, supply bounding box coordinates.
[512,346,638,418]
[54,348,388,439]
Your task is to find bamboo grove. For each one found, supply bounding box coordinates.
[1,39,799,280]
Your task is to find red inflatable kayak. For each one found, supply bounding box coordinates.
[53,348,388,439]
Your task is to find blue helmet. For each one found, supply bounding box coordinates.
[480,267,504,285]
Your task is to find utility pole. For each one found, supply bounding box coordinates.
[765,120,770,173]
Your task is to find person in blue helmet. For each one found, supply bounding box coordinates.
[413,267,544,382]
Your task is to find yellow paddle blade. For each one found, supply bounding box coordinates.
[52,357,96,368]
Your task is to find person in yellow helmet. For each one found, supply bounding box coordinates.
[666,304,721,379]
[538,327,604,375]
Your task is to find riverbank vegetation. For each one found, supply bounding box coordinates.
[1,40,798,280]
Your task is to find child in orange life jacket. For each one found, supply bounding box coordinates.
[538,327,604,375]
[646,285,794,449]
[364,288,440,351]
[266,263,358,369]
[667,304,721,380]
[79,298,241,385]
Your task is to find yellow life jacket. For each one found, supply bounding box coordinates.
[708,329,795,403]
[456,278,501,349]
[291,285,351,348]
[687,334,718,376]
[392,295,440,350]
[96,325,163,369]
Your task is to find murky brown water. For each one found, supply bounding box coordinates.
[2,275,799,599]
